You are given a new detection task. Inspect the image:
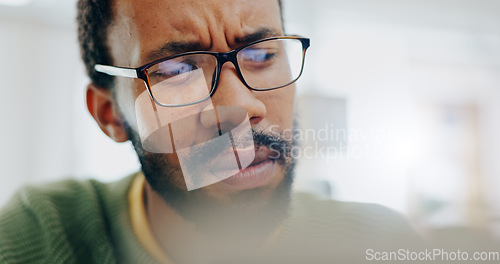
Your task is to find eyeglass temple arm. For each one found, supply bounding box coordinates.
[94,64,138,78]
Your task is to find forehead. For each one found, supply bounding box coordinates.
[108,0,283,66]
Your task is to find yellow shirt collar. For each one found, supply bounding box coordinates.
[129,173,172,264]
[129,173,283,263]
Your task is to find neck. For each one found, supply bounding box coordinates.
[144,182,268,263]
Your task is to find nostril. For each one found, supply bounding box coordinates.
[249,116,263,125]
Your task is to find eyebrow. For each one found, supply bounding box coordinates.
[144,27,281,64]
[145,41,204,64]
[234,27,280,45]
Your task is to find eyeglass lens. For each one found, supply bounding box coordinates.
[145,38,304,106]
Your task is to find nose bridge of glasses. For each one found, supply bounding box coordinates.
[217,50,239,68]
[214,50,246,86]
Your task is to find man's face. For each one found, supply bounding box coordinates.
[106,0,296,233]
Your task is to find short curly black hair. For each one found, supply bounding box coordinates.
[77,0,283,90]
[77,0,114,89]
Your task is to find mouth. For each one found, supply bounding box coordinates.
[212,146,278,190]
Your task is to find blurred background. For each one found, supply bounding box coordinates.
[1,0,499,246]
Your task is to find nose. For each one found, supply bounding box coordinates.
[200,62,266,131]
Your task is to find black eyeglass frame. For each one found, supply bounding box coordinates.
[94,35,310,107]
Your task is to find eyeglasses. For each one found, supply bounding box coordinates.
[95,36,310,107]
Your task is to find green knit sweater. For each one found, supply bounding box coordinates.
[0,173,425,263]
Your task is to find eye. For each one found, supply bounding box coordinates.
[152,61,197,79]
[147,59,201,87]
[241,48,276,62]
[239,48,278,69]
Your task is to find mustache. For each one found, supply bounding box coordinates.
[184,128,293,166]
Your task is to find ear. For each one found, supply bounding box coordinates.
[86,83,128,142]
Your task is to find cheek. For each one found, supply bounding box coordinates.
[127,80,213,153]
[260,85,296,129]
[114,78,143,128]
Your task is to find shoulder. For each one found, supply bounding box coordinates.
[285,192,426,249]
[0,174,137,263]
[291,192,417,233]
[263,193,428,263]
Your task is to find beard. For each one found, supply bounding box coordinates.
[123,120,297,239]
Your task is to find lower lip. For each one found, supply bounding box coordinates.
[219,160,277,190]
